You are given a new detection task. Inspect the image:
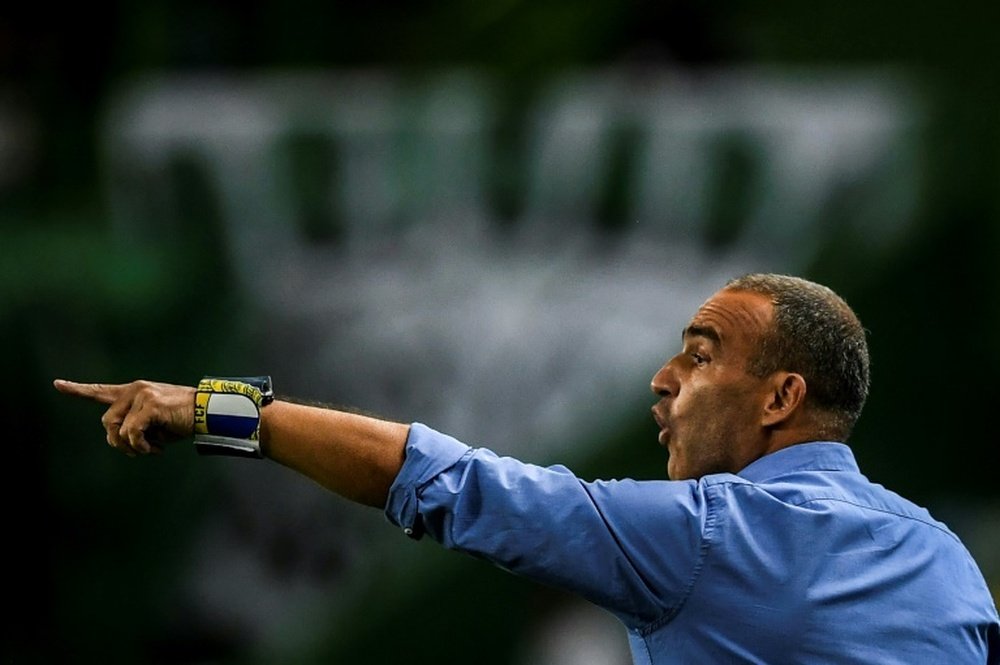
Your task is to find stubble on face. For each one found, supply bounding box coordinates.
[659,289,775,481]
[667,380,761,480]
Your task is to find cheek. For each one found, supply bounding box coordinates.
[675,379,754,443]
[675,379,724,420]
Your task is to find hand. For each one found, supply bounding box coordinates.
[53,379,196,457]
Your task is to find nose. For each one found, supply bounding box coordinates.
[650,358,677,397]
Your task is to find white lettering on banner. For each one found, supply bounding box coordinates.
[104,68,921,285]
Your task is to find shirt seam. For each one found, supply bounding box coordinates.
[637,483,719,636]
[790,496,961,542]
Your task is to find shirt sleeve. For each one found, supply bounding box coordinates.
[384,423,713,628]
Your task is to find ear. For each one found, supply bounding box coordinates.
[761,372,807,428]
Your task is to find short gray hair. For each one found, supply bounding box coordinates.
[725,273,870,440]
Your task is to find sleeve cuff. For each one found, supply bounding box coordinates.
[384,422,472,539]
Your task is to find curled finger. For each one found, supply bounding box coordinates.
[101,409,127,453]
[120,401,154,455]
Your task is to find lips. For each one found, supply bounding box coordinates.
[651,406,670,447]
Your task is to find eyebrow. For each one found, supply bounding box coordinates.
[682,324,722,346]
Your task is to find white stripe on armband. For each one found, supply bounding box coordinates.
[193,376,271,459]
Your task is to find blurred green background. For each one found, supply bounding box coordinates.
[3,1,999,663]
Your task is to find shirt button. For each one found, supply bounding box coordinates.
[403,527,414,536]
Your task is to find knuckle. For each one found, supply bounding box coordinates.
[134,382,160,401]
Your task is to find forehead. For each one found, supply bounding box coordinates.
[685,288,774,346]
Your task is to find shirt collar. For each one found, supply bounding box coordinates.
[737,441,860,483]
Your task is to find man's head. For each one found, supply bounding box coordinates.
[650,273,870,480]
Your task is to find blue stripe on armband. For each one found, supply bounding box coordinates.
[193,377,271,459]
[204,393,260,439]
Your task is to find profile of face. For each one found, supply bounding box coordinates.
[650,288,777,480]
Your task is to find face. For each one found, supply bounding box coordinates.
[650,289,775,480]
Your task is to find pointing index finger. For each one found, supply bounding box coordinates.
[53,379,124,405]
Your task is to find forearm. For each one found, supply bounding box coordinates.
[53,378,410,509]
[260,400,409,508]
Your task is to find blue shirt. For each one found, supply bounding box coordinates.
[386,424,999,664]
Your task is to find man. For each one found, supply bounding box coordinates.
[55,273,998,663]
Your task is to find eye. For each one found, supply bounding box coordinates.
[690,352,708,366]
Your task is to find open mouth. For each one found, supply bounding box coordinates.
[651,407,670,447]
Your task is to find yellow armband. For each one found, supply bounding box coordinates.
[193,376,274,458]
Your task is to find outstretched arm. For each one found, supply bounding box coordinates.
[52,379,408,508]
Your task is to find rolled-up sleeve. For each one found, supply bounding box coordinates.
[384,423,712,628]
[385,423,473,538]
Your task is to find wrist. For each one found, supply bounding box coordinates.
[193,376,274,459]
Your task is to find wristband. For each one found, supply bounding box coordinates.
[193,376,274,458]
